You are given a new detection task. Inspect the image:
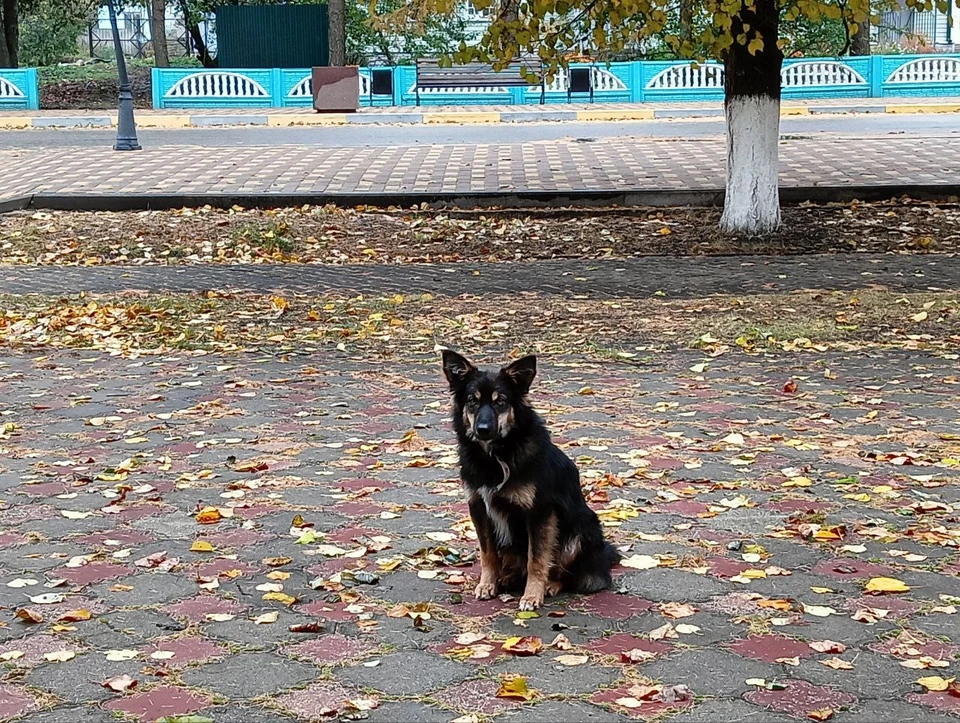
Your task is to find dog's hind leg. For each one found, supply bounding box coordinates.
[519,513,558,611]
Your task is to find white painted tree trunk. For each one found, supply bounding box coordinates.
[719,95,782,235]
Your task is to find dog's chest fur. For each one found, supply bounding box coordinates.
[477,485,513,547]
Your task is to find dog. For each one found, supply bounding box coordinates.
[442,350,619,611]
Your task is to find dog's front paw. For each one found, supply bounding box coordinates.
[518,590,544,611]
[545,580,563,597]
[475,580,498,600]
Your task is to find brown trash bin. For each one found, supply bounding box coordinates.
[312,66,360,113]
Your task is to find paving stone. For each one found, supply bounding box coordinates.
[88,572,198,606]
[364,700,455,723]
[336,650,471,695]
[502,699,632,723]
[181,652,318,698]
[102,686,213,721]
[204,610,321,648]
[667,698,798,723]
[841,699,958,723]
[620,568,731,602]
[25,655,142,704]
[487,654,623,695]
[794,650,930,700]
[641,648,777,698]
[20,706,117,723]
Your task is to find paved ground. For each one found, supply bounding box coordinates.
[2,113,960,150]
[0,328,959,722]
[3,134,960,200]
[2,254,959,299]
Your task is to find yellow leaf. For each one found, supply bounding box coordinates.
[262,592,297,605]
[190,540,215,553]
[911,311,928,322]
[864,577,910,595]
[195,507,222,525]
[916,676,954,691]
[808,709,833,721]
[496,675,537,701]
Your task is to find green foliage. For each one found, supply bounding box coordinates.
[347,0,470,65]
[19,0,98,67]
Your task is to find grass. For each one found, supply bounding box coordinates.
[38,56,200,86]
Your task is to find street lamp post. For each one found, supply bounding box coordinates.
[108,0,142,151]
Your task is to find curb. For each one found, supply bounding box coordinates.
[2,102,959,129]
[6,184,959,214]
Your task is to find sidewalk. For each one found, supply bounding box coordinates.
[2,135,959,202]
[2,96,959,128]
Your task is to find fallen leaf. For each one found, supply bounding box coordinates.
[14,608,43,624]
[621,648,656,663]
[912,310,929,322]
[675,624,701,635]
[262,556,292,567]
[502,636,542,656]
[254,611,280,625]
[103,674,138,692]
[105,649,139,661]
[802,604,838,618]
[648,622,678,640]
[916,676,954,692]
[614,697,645,709]
[821,657,854,670]
[204,613,235,623]
[425,531,456,542]
[43,650,75,663]
[550,633,572,650]
[554,654,588,666]
[345,698,379,712]
[901,656,950,669]
[0,651,23,661]
[189,541,215,553]
[809,640,847,654]
[289,622,324,634]
[195,507,222,524]
[660,602,698,619]
[620,554,659,570]
[776,656,800,666]
[150,651,176,660]
[496,675,537,701]
[263,592,297,605]
[61,510,91,520]
[808,708,833,721]
[864,577,910,595]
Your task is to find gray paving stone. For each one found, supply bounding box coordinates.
[841,699,958,723]
[18,705,118,723]
[336,650,471,695]
[25,655,141,704]
[794,650,926,700]
[88,572,198,605]
[181,652,318,698]
[365,700,455,723]
[487,654,622,695]
[667,698,798,723]
[504,699,633,722]
[621,568,731,602]
[640,648,778,698]
[198,703,299,722]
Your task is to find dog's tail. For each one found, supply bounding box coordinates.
[576,541,620,594]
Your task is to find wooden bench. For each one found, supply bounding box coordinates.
[414,58,546,105]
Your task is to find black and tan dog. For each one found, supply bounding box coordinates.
[442,350,619,610]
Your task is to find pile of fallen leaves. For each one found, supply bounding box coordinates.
[1,199,958,266]
[0,289,957,358]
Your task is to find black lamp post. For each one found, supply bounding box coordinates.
[107,0,142,151]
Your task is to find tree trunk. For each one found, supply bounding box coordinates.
[151,0,170,67]
[851,16,871,55]
[720,0,784,235]
[178,0,215,67]
[328,0,346,66]
[0,0,18,68]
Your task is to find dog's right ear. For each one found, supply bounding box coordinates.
[442,350,477,391]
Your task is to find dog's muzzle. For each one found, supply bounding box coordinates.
[474,406,497,440]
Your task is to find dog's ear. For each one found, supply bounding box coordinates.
[442,350,477,391]
[501,355,537,396]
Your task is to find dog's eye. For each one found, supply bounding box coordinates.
[466,397,479,409]
[493,397,508,410]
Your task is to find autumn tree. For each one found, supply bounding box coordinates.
[376,0,953,236]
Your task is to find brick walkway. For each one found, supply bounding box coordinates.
[2,135,960,199]
[3,254,958,299]
[0,344,958,722]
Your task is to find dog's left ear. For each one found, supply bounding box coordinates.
[501,355,537,395]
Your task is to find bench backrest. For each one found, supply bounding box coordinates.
[415,58,544,87]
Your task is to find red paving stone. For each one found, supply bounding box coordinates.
[103,686,212,720]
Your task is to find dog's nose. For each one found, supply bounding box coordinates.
[475,422,494,439]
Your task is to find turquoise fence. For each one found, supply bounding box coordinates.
[151,55,960,109]
[0,69,39,110]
